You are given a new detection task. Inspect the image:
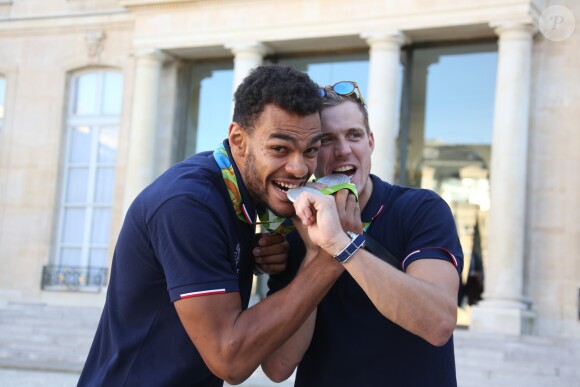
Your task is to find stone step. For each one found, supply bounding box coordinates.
[0,315,100,327]
[456,354,580,378]
[0,347,87,373]
[456,366,579,387]
[454,330,580,367]
[0,303,98,372]
[0,304,101,321]
[455,344,580,364]
[0,336,92,353]
[454,329,580,348]
[453,329,580,386]
[0,322,98,337]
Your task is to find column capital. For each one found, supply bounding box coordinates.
[225,41,272,57]
[490,21,538,39]
[361,30,409,48]
[131,48,173,63]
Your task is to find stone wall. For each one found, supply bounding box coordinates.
[0,8,134,307]
[528,0,580,337]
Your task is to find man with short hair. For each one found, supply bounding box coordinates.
[78,65,343,386]
[262,83,463,386]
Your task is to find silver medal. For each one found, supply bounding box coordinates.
[286,186,323,202]
[316,173,351,187]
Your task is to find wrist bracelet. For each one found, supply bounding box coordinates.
[334,231,366,263]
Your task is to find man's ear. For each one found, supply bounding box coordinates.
[228,122,248,158]
[368,131,375,154]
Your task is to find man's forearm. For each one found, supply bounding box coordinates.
[341,249,459,346]
[221,253,342,383]
[261,309,316,382]
[260,249,328,381]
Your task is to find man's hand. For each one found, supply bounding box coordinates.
[334,189,362,234]
[291,215,318,251]
[293,192,350,256]
[253,233,289,275]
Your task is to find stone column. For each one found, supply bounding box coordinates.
[362,31,406,183]
[470,22,536,335]
[228,41,271,97]
[225,43,270,298]
[123,49,168,212]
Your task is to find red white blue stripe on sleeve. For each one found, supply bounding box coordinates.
[401,247,459,272]
[180,288,227,299]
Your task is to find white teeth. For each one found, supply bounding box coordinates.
[334,166,354,173]
[274,181,299,189]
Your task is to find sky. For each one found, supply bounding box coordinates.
[424,49,497,144]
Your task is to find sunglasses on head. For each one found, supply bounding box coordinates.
[319,81,365,106]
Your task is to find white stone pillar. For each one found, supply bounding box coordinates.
[123,49,168,212]
[228,41,271,96]
[362,31,406,183]
[470,22,536,335]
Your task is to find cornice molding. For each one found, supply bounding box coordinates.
[0,12,133,37]
[120,0,192,5]
[126,0,540,48]
[120,0,228,9]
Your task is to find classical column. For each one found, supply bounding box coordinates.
[470,22,536,335]
[123,49,168,212]
[362,31,406,183]
[228,41,271,96]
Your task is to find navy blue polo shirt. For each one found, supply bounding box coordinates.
[269,175,463,387]
[78,141,256,387]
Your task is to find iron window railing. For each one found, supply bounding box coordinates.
[41,265,108,292]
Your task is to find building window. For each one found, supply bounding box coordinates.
[47,70,123,291]
[185,63,234,157]
[0,75,5,130]
[279,53,369,92]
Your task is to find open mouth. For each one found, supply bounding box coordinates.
[333,165,356,177]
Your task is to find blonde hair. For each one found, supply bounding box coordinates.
[320,88,370,133]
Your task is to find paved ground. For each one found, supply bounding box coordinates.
[0,368,80,387]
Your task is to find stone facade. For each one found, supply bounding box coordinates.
[0,0,578,338]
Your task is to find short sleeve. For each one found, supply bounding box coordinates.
[147,195,240,302]
[398,192,464,276]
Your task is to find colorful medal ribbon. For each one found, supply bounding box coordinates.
[362,204,385,232]
[256,209,295,235]
[213,144,254,224]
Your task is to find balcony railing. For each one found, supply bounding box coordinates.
[41,265,108,292]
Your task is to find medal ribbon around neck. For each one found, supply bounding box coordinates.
[213,144,253,224]
[213,144,293,234]
[362,204,385,232]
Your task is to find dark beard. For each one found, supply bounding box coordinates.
[243,149,289,219]
[244,149,268,207]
